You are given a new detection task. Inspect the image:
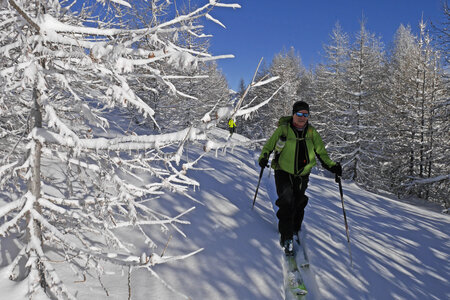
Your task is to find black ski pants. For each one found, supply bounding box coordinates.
[274,170,309,242]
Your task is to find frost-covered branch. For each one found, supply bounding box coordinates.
[0,1,244,298]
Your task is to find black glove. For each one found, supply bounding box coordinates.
[330,162,342,177]
[259,153,269,168]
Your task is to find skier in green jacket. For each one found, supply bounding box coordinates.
[258,101,342,255]
[228,118,236,136]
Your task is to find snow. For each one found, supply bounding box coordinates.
[301,175,449,299]
[206,13,226,28]
[1,0,447,297]
[1,128,449,299]
[107,0,132,8]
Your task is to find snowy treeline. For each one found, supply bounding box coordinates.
[0,0,283,299]
[238,17,449,207]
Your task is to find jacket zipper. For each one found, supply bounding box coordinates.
[294,129,300,174]
[294,125,308,175]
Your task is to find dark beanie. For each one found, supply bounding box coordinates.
[292,101,309,114]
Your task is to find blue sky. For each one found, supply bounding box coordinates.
[194,0,446,91]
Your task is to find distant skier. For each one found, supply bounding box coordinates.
[258,101,342,255]
[228,118,236,136]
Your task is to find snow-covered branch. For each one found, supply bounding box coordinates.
[404,174,450,186]
[32,127,208,151]
[235,81,286,117]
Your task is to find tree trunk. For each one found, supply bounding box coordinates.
[26,86,45,288]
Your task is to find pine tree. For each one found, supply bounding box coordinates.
[343,18,386,187]
[313,22,350,162]
[238,78,247,96]
[386,21,449,204]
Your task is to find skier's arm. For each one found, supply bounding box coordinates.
[312,128,336,171]
[258,127,282,163]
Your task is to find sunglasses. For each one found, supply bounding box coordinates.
[295,112,309,117]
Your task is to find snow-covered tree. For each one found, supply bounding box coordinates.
[307,18,448,204]
[0,0,264,298]
[340,18,386,187]
[268,47,308,119]
[313,22,350,157]
[385,21,449,204]
[431,1,450,65]
[237,78,246,96]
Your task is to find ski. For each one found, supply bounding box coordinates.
[294,233,309,268]
[286,254,308,297]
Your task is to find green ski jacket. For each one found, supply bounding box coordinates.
[259,116,336,176]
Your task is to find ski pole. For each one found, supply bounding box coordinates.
[336,174,353,267]
[252,166,265,209]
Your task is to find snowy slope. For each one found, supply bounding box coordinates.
[123,130,450,300]
[300,174,449,300]
[143,129,449,300]
[129,133,285,300]
[1,129,449,300]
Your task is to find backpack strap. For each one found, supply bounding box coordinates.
[281,123,288,139]
[277,116,290,139]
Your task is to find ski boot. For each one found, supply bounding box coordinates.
[282,239,294,256]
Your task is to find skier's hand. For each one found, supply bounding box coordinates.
[259,153,269,168]
[330,162,342,177]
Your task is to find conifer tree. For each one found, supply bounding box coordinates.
[313,22,350,160]
[386,21,449,203]
[343,18,386,186]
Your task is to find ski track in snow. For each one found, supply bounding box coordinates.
[296,227,321,300]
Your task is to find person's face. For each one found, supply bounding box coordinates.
[293,110,309,128]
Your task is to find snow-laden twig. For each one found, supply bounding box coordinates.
[44,105,80,143]
[0,191,33,237]
[0,161,20,182]
[230,57,264,119]
[30,209,145,266]
[235,82,287,117]
[106,0,131,8]
[251,75,280,87]
[0,195,26,220]
[113,206,195,228]
[146,247,204,266]
[206,13,226,28]
[213,2,241,9]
